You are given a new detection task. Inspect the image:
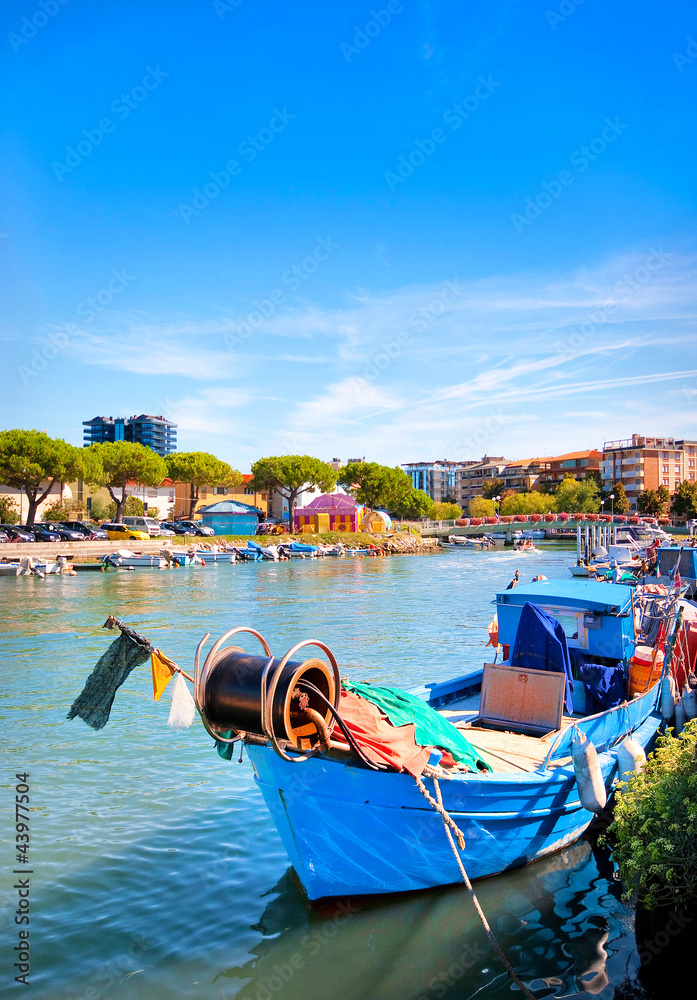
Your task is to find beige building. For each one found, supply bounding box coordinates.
[0,480,72,522]
[172,474,268,519]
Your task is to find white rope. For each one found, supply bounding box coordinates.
[415,774,537,1000]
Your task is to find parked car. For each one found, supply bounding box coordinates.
[173,520,215,536]
[41,522,88,542]
[0,529,11,544]
[101,523,151,541]
[122,516,162,537]
[157,524,175,536]
[0,524,36,542]
[60,520,109,541]
[161,521,190,535]
[27,524,62,542]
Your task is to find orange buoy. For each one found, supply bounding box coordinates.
[628,645,664,698]
[486,618,499,649]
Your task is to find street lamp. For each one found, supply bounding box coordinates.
[493,495,502,517]
[610,493,615,517]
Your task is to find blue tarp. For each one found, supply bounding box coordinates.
[578,663,626,714]
[510,602,574,714]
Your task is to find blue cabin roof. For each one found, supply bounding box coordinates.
[496,579,632,614]
[199,500,263,515]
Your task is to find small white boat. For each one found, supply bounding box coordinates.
[103,550,168,570]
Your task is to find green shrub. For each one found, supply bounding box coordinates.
[608,720,697,910]
[0,496,20,523]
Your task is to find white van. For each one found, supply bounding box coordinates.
[123,516,161,537]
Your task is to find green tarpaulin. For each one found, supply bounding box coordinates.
[343,680,491,772]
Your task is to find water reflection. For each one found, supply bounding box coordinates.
[218,835,626,1000]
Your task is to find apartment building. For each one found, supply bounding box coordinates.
[602,434,697,510]
[403,459,471,503]
[457,456,509,508]
[83,414,177,456]
[539,450,601,488]
[500,457,552,493]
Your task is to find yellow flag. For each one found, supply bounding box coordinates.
[151,651,176,701]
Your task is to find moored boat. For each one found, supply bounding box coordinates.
[197,578,687,901]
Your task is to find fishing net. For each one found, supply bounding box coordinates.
[167,672,196,729]
[67,632,151,730]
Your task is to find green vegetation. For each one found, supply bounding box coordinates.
[338,461,412,512]
[104,495,144,520]
[502,491,554,515]
[637,488,669,517]
[87,441,167,523]
[607,481,630,514]
[430,501,462,520]
[392,488,434,520]
[88,497,110,522]
[41,498,86,522]
[553,474,601,513]
[0,429,88,526]
[250,455,337,529]
[165,451,242,520]
[609,721,697,911]
[672,479,697,518]
[0,496,20,524]
[469,496,496,517]
[482,478,505,499]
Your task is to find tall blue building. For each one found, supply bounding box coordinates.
[83,414,177,456]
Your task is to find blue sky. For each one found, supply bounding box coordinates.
[2,0,696,471]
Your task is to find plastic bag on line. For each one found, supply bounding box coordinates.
[168,672,196,729]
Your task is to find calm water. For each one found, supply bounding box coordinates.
[0,546,648,999]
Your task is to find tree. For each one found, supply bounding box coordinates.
[250,455,337,531]
[0,429,88,526]
[391,489,434,520]
[637,489,667,517]
[166,451,242,520]
[88,441,167,523]
[105,495,145,520]
[42,498,86,522]
[656,484,671,509]
[672,479,697,519]
[0,496,20,524]
[501,491,554,515]
[553,474,601,514]
[431,502,462,520]
[338,462,413,513]
[469,496,496,517]
[609,481,630,514]
[482,478,505,500]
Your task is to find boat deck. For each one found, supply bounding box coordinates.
[438,695,574,773]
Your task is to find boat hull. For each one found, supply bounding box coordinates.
[245,701,660,901]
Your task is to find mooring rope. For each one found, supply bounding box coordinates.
[415,774,537,1000]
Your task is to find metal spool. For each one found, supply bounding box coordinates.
[201,649,334,742]
[194,628,340,759]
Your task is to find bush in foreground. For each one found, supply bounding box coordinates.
[608,720,697,911]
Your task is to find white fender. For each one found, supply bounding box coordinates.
[674,696,685,736]
[572,732,606,813]
[682,683,697,720]
[616,738,646,780]
[661,675,676,721]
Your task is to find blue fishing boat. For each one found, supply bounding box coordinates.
[196,579,685,901]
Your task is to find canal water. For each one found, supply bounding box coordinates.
[1,546,649,999]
